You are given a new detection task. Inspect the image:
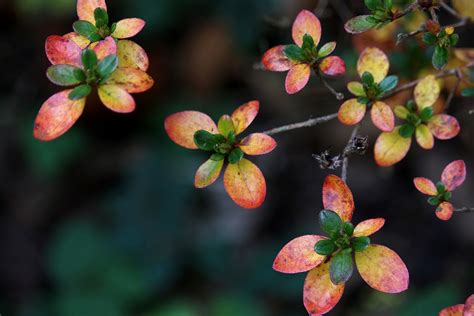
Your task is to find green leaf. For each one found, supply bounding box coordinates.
[357,96,370,105]
[428,196,440,206]
[194,130,222,151]
[399,124,415,138]
[423,32,438,45]
[432,46,448,70]
[319,210,343,237]
[283,44,305,62]
[329,249,353,285]
[301,34,315,51]
[217,115,235,139]
[361,71,374,86]
[228,148,244,164]
[81,49,98,70]
[110,22,117,34]
[436,182,446,194]
[97,55,118,80]
[318,42,336,58]
[406,100,416,111]
[461,87,474,97]
[365,0,381,11]
[73,68,87,82]
[47,65,84,86]
[345,15,378,34]
[450,34,459,46]
[379,75,398,92]
[444,191,453,201]
[343,222,354,236]
[210,153,226,161]
[94,7,109,28]
[394,105,410,119]
[383,0,393,10]
[68,84,92,100]
[73,20,101,41]
[419,106,434,121]
[315,239,336,256]
[352,236,370,252]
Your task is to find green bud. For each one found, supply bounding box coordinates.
[423,32,438,46]
[419,106,434,121]
[194,130,223,151]
[283,45,305,62]
[432,46,448,70]
[428,196,441,206]
[361,71,375,86]
[343,222,354,236]
[436,181,446,194]
[73,20,101,42]
[81,49,98,70]
[94,7,109,28]
[444,191,453,201]
[399,124,415,138]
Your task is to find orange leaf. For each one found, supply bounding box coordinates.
[230,101,259,135]
[92,36,117,60]
[415,124,434,150]
[239,133,277,155]
[63,32,90,49]
[285,64,311,94]
[357,47,389,83]
[439,304,465,316]
[442,160,466,191]
[414,75,440,110]
[464,294,474,316]
[374,127,412,167]
[45,36,82,68]
[322,175,354,222]
[371,101,394,132]
[164,111,218,149]
[77,0,107,23]
[33,90,86,141]
[428,114,460,140]
[338,98,367,126]
[353,218,385,237]
[106,67,154,93]
[262,45,293,72]
[223,159,266,209]
[112,18,146,39]
[98,84,136,113]
[436,202,454,221]
[413,177,437,196]
[355,244,409,293]
[303,261,345,315]
[292,10,322,47]
[194,159,224,188]
[273,235,326,274]
[319,56,346,76]
[117,40,149,71]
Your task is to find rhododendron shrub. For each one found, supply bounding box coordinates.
[273,175,408,315]
[374,75,460,166]
[414,160,466,221]
[262,10,346,94]
[165,101,276,209]
[338,47,397,132]
[34,0,153,141]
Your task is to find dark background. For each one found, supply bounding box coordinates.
[0,0,473,315]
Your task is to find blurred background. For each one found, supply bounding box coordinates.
[0,0,473,315]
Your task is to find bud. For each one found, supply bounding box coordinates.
[445,26,454,35]
[426,19,440,34]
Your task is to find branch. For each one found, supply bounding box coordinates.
[316,70,345,100]
[341,124,361,182]
[445,69,462,111]
[455,207,474,213]
[440,1,464,20]
[262,113,338,136]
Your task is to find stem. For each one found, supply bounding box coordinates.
[262,113,338,136]
[455,207,474,213]
[316,69,345,100]
[445,69,462,111]
[393,1,419,20]
[341,125,361,182]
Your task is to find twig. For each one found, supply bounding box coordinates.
[262,113,338,136]
[455,207,474,213]
[445,69,462,111]
[429,7,439,23]
[316,70,345,100]
[341,125,360,182]
[440,1,464,20]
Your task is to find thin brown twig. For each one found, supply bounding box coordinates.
[261,113,338,136]
[445,69,462,111]
[316,70,345,100]
[341,124,361,182]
